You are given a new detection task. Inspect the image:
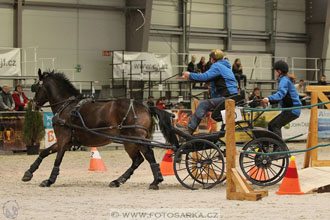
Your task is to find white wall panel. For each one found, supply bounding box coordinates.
[27,0,125,6]
[0,7,14,47]
[22,7,125,82]
[232,40,266,52]
[151,1,179,26]
[276,11,305,33]
[190,0,225,29]
[189,38,225,51]
[277,0,305,33]
[232,0,266,31]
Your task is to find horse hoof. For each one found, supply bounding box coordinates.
[109,180,120,188]
[22,171,33,182]
[149,184,159,190]
[39,180,51,187]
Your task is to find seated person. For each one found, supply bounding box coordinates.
[262,61,301,138]
[179,49,238,134]
[0,85,15,111]
[12,85,29,111]
[187,55,198,73]
[318,75,330,98]
[156,97,168,109]
[249,87,265,108]
[318,75,327,85]
[146,96,155,107]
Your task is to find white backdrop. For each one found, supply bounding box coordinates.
[113,51,173,80]
[0,48,21,76]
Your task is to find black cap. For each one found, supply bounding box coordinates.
[274,60,289,74]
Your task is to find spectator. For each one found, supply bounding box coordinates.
[318,75,330,98]
[249,87,265,108]
[194,56,208,88]
[0,85,15,111]
[146,95,155,107]
[224,56,229,61]
[232,58,247,88]
[178,102,185,110]
[206,57,212,71]
[295,80,307,105]
[156,97,168,109]
[318,75,327,85]
[197,56,207,73]
[12,85,29,111]
[187,55,198,73]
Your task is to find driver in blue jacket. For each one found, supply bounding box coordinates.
[262,60,301,138]
[180,49,238,134]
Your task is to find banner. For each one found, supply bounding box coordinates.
[0,112,25,151]
[43,112,57,148]
[113,51,172,80]
[0,48,21,76]
[318,109,330,138]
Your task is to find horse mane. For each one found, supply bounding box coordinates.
[44,70,80,96]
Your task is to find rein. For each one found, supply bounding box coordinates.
[37,96,77,108]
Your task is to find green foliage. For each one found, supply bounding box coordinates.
[22,101,45,146]
[252,113,267,128]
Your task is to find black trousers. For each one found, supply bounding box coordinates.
[235,74,247,88]
[268,111,299,138]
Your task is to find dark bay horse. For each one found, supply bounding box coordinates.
[22,70,178,190]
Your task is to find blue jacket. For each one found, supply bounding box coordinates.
[268,76,302,116]
[189,59,238,98]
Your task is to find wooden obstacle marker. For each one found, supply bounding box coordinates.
[225,99,268,201]
[301,86,330,193]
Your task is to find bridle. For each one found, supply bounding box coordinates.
[31,79,76,108]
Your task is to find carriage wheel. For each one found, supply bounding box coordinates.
[173,139,225,190]
[239,137,289,186]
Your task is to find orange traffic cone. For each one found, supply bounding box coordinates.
[160,149,175,176]
[88,147,107,171]
[276,156,304,195]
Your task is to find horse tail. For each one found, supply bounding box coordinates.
[148,107,179,146]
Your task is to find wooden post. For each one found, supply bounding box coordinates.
[226,99,236,198]
[304,91,318,168]
[304,86,330,168]
[225,99,268,201]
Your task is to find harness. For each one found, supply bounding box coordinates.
[50,97,149,146]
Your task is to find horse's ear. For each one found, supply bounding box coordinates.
[38,69,42,80]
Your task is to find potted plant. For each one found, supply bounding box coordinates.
[22,101,45,155]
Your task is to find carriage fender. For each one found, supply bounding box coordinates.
[250,128,290,155]
[251,128,283,143]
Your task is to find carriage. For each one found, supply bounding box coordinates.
[158,94,290,190]
[23,70,290,190]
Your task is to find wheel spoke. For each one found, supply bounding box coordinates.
[268,166,277,176]
[201,167,216,183]
[272,163,286,169]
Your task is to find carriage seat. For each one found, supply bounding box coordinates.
[211,94,243,122]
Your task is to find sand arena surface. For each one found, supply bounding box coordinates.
[1,142,330,220]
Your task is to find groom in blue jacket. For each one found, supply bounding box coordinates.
[180,49,238,134]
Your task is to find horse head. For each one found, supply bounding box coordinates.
[31,69,50,110]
